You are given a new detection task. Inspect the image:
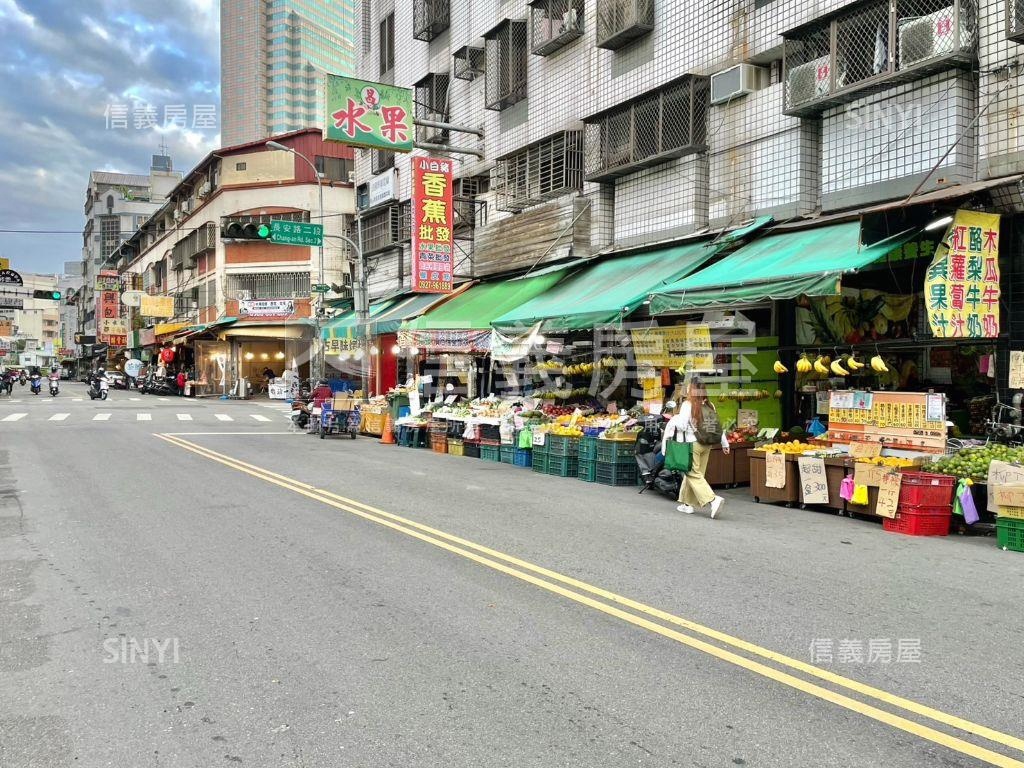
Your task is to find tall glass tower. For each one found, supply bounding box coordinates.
[221,0,356,146]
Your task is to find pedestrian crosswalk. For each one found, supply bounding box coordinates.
[1,411,293,425]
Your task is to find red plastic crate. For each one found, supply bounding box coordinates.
[898,471,956,508]
[883,504,951,536]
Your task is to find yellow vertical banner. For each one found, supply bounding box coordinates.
[924,210,1001,338]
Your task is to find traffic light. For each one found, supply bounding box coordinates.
[223,220,272,240]
[32,289,61,300]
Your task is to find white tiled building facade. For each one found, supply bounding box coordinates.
[352,0,1024,298]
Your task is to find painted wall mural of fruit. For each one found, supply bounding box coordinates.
[795,289,917,346]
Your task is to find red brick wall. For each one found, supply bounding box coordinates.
[224,242,312,265]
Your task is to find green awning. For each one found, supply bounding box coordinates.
[649,224,918,313]
[404,270,569,332]
[715,215,774,245]
[321,300,397,340]
[492,241,718,330]
[369,292,453,335]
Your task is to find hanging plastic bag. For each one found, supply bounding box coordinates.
[462,422,478,441]
[850,484,869,506]
[954,478,979,524]
[519,428,533,449]
[808,417,827,437]
[840,476,855,502]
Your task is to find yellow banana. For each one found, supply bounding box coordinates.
[830,359,850,376]
[870,355,889,372]
[773,360,789,374]
[847,356,864,370]
[813,356,829,375]
[796,355,812,373]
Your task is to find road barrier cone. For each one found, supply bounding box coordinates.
[380,413,396,445]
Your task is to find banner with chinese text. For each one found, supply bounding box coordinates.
[96,286,122,344]
[140,294,174,318]
[631,324,714,372]
[924,210,1000,338]
[98,318,127,347]
[411,157,454,293]
[324,75,413,152]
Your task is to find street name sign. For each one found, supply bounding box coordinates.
[269,220,323,246]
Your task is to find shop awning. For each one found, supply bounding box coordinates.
[221,320,314,340]
[400,270,569,352]
[369,291,458,335]
[649,223,919,313]
[172,317,238,345]
[321,298,400,340]
[492,241,718,331]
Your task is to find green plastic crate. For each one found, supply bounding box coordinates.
[577,459,597,482]
[500,445,515,464]
[579,437,599,461]
[595,460,638,486]
[532,436,549,456]
[531,452,549,473]
[596,439,635,463]
[547,455,579,477]
[546,435,580,457]
[480,444,502,462]
[997,518,1024,552]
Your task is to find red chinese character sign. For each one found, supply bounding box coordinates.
[924,210,1000,339]
[412,157,454,293]
[324,75,413,153]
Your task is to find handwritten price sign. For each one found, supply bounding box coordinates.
[797,456,829,504]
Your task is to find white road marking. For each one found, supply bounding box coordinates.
[93,413,112,421]
[49,413,70,421]
[250,414,271,422]
[72,398,83,402]
[2,413,27,422]
[137,413,152,421]
[158,398,169,402]
[176,414,193,421]
[215,414,233,422]
[129,397,141,402]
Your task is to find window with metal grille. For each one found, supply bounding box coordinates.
[453,45,485,80]
[494,131,584,212]
[171,222,217,266]
[453,175,489,231]
[315,155,354,182]
[379,12,395,74]
[530,0,584,55]
[362,203,410,254]
[1011,0,1024,41]
[371,150,395,175]
[100,216,120,257]
[413,0,449,42]
[782,0,975,116]
[595,0,654,50]
[414,73,450,144]
[225,272,311,300]
[484,20,528,111]
[583,75,709,182]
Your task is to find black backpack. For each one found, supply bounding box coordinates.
[693,401,723,446]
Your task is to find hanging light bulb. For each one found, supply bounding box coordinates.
[260,353,269,361]
[244,351,254,361]
[274,351,285,360]
[391,344,401,355]
[370,345,379,355]
[354,348,365,360]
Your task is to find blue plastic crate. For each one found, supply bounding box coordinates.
[513,448,532,467]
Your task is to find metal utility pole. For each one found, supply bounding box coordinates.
[324,228,367,391]
[266,141,325,380]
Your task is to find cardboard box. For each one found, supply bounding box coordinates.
[333,395,358,411]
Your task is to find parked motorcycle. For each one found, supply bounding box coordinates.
[635,415,682,500]
[290,383,314,430]
[48,373,59,397]
[140,373,176,396]
[29,373,42,395]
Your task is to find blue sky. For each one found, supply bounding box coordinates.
[0,0,221,274]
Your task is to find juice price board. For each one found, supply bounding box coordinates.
[828,390,946,453]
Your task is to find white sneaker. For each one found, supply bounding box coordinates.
[676,504,695,514]
[709,496,724,519]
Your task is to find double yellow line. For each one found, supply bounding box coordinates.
[156,433,1024,767]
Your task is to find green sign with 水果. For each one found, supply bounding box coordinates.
[269,220,323,247]
[324,75,414,153]
[311,283,331,293]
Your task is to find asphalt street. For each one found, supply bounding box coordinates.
[2,383,1023,767]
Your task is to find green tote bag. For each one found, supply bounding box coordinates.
[664,439,692,472]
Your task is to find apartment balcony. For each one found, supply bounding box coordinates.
[595,0,654,50]
[783,0,976,117]
[413,0,449,42]
[530,0,584,56]
[171,222,216,271]
[361,203,411,255]
[494,131,584,212]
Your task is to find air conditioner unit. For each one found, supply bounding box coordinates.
[898,6,964,68]
[347,171,356,183]
[787,55,832,105]
[237,290,252,301]
[710,63,767,105]
[197,182,211,198]
[559,8,579,34]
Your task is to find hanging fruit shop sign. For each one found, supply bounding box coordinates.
[924,209,1000,339]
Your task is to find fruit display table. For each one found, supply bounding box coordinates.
[748,450,801,505]
[705,445,734,486]
[731,442,755,486]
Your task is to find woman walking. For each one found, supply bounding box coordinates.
[662,376,730,518]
